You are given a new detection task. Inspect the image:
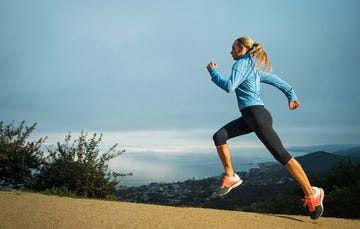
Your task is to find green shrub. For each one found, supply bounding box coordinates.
[32,132,131,198]
[44,186,76,197]
[0,121,46,188]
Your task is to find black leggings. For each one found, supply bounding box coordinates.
[213,105,292,165]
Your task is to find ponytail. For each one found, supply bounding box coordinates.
[236,37,272,73]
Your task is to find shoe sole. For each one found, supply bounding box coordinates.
[318,188,325,218]
[217,179,243,197]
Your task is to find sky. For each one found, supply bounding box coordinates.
[1,0,360,154]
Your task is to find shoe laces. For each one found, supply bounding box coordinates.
[221,175,237,188]
[220,175,238,188]
[220,176,229,188]
[302,196,316,212]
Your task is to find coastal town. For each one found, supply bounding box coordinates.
[115,162,295,209]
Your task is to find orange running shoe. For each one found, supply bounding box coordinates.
[303,186,324,220]
[217,173,242,197]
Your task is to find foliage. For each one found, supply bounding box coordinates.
[319,161,360,218]
[0,121,46,188]
[257,187,306,215]
[43,186,76,197]
[32,132,131,198]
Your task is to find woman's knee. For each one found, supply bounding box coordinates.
[275,153,292,165]
[213,128,229,146]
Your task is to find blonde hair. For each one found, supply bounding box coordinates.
[236,36,272,73]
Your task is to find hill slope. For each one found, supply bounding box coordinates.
[333,146,360,157]
[0,191,359,229]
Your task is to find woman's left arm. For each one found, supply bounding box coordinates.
[261,73,300,110]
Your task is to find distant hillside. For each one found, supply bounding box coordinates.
[288,144,360,153]
[296,151,360,174]
[245,151,359,183]
[333,146,360,157]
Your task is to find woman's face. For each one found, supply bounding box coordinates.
[230,41,245,60]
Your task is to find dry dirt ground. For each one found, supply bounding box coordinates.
[0,191,359,229]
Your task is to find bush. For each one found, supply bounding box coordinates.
[43,186,76,197]
[0,121,46,188]
[32,132,131,198]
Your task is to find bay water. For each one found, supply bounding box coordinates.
[110,148,308,187]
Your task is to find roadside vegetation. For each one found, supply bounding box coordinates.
[0,121,130,199]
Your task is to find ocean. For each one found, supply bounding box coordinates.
[110,148,309,187]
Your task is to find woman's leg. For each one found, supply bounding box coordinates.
[216,144,234,177]
[286,157,324,220]
[213,117,252,176]
[285,157,313,196]
[212,117,252,196]
[243,106,313,195]
[242,106,324,219]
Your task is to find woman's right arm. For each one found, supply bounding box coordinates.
[207,61,246,93]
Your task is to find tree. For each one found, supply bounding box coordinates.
[32,132,130,198]
[0,121,46,188]
[320,161,360,218]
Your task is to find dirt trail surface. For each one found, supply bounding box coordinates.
[0,191,359,229]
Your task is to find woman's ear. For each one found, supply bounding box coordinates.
[240,45,247,55]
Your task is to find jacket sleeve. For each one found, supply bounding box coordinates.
[260,73,298,102]
[208,61,246,93]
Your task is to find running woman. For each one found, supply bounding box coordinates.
[206,36,324,220]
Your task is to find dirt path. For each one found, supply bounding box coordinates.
[0,191,359,229]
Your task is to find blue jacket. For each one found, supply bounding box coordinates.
[208,54,298,110]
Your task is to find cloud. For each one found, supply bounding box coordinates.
[1,0,360,148]
[33,128,266,155]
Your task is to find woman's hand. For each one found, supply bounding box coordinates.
[207,61,218,70]
[289,100,300,110]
